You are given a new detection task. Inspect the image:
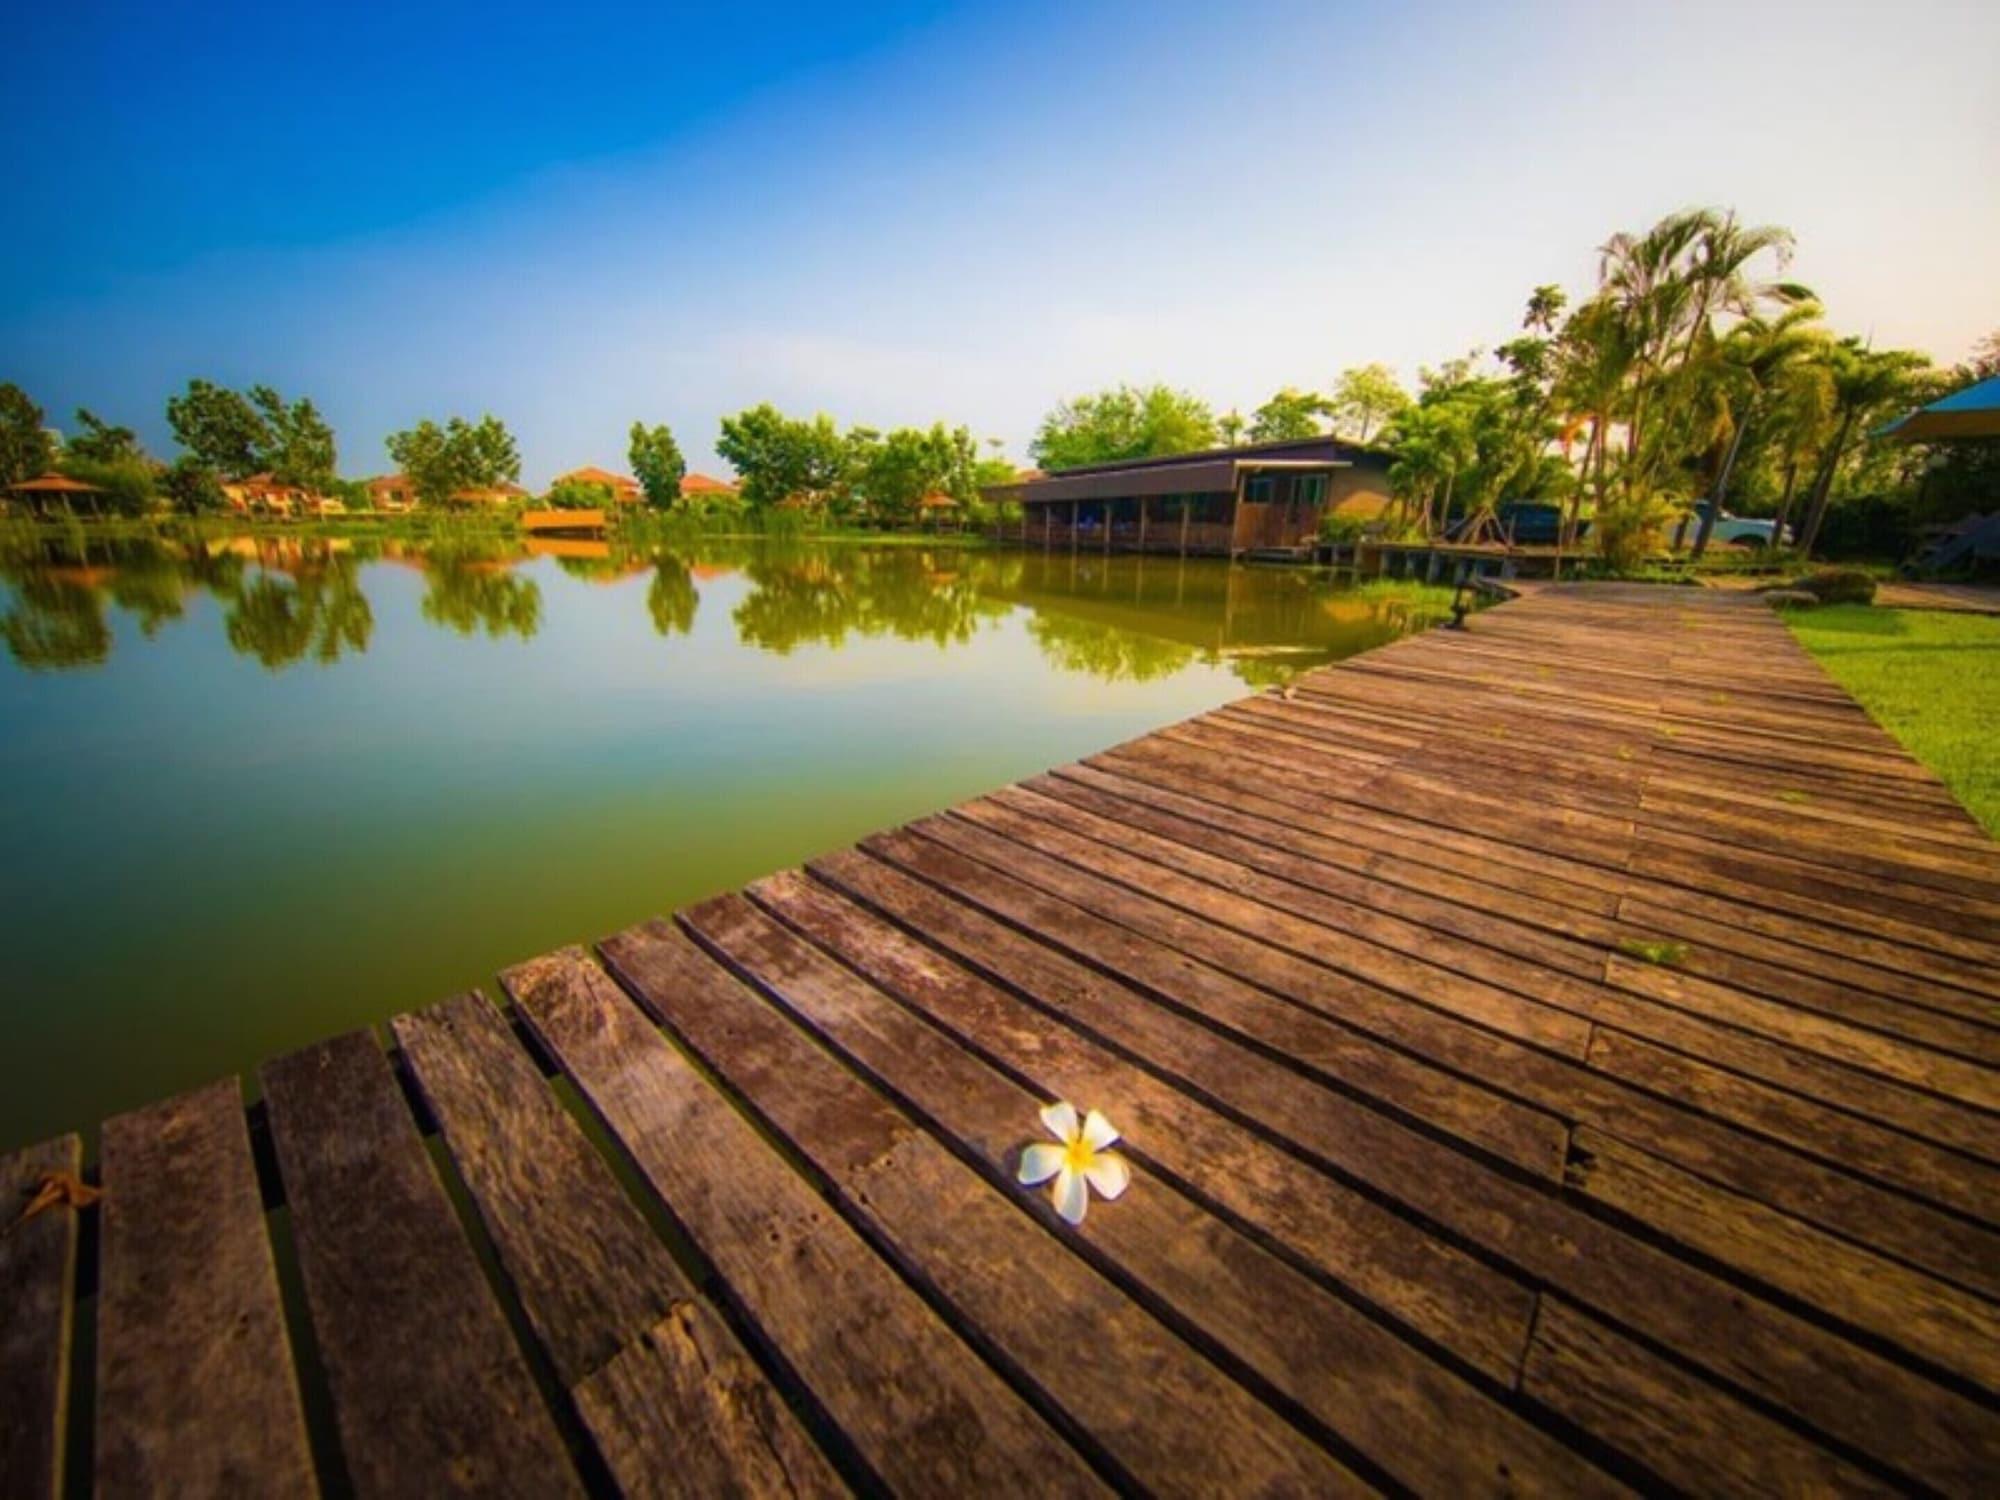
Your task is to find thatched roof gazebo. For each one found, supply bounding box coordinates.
[6,473,109,517]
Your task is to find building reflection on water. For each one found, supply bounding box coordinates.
[0,529,1445,681]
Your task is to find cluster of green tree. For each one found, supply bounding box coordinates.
[384,416,521,509]
[1023,213,1992,567]
[629,422,686,507]
[0,388,158,515]
[1374,214,1996,567]
[165,380,340,505]
[1387,209,1979,568]
[714,404,1013,524]
[1025,369,1411,472]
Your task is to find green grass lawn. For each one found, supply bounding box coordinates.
[1783,605,2000,836]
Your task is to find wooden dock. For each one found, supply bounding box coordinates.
[5,583,1997,1497]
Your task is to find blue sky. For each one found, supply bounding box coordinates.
[4,0,1996,482]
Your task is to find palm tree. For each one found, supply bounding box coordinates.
[1763,356,1836,548]
[1689,301,1825,556]
[1550,295,1636,550]
[1795,341,1930,555]
[1596,210,1803,501]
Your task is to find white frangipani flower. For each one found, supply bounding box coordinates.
[1017,1101,1129,1225]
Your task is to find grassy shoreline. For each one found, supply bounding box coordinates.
[1783,605,2000,835]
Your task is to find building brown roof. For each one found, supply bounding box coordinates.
[983,436,1379,506]
[681,472,739,495]
[555,466,638,490]
[8,472,106,493]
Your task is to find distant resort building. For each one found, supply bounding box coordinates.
[366,474,417,512]
[5,473,108,516]
[553,466,642,504]
[679,472,740,502]
[223,472,340,517]
[983,436,1395,557]
[364,474,526,510]
[452,481,529,507]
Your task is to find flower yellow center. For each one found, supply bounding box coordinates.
[1064,1136,1095,1173]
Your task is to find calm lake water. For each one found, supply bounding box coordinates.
[0,529,1446,1148]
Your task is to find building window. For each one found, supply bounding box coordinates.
[1296,474,1328,507]
[1245,476,1276,504]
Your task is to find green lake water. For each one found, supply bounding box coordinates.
[0,529,1446,1149]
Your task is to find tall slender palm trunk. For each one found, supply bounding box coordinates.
[1770,458,1802,550]
[1797,407,1859,557]
[1691,410,1749,558]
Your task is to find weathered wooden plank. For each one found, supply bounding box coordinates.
[954,785,1997,1219]
[729,874,1623,1496]
[393,992,840,1499]
[1583,1026,2000,1233]
[261,1031,583,1499]
[607,914,1368,1498]
[1629,837,2000,963]
[1569,1127,2000,1394]
[843,832,2000,1490]
[571,1304,842,1500]
[799,849,1998,1489]
[1637,825,2000,943]
[799,847,1537,1380]
[1046,761,2000,1025]
[95,1079,316,1497]
[864,821,1573,1177]
[504,946,1106,1499]
[0,1134,81,1500]
[1518,1298,1892,1498]
[858,816,2000,1291]
[994,777,1994,1091]
[1601,953,2000,1115]
[969,785,1606,1046]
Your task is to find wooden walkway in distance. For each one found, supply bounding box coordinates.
[5,583,1998,1497]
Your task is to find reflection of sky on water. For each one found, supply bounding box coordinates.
[0,531,1446,1149]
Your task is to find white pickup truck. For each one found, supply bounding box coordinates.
[1673,506,1787,549]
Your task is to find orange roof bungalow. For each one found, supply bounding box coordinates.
[451,480,528,507]
[222,472,344,517]
[679,471,740,502]
[6,472,109,516]
[552,467,642,505]
[365,475,527,510]
[366,473,417,512]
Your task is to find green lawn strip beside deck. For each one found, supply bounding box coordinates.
[1784,604,2000,835]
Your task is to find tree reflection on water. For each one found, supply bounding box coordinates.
[731,542,1006,653]
[0,529,1447,683]
[418,542,542,640]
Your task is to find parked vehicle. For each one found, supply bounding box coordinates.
[1675,504,1787,549]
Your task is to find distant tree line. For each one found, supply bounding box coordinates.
[713,405,1013,524]
[7,208,1990,557]
[0,376,1017,528]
